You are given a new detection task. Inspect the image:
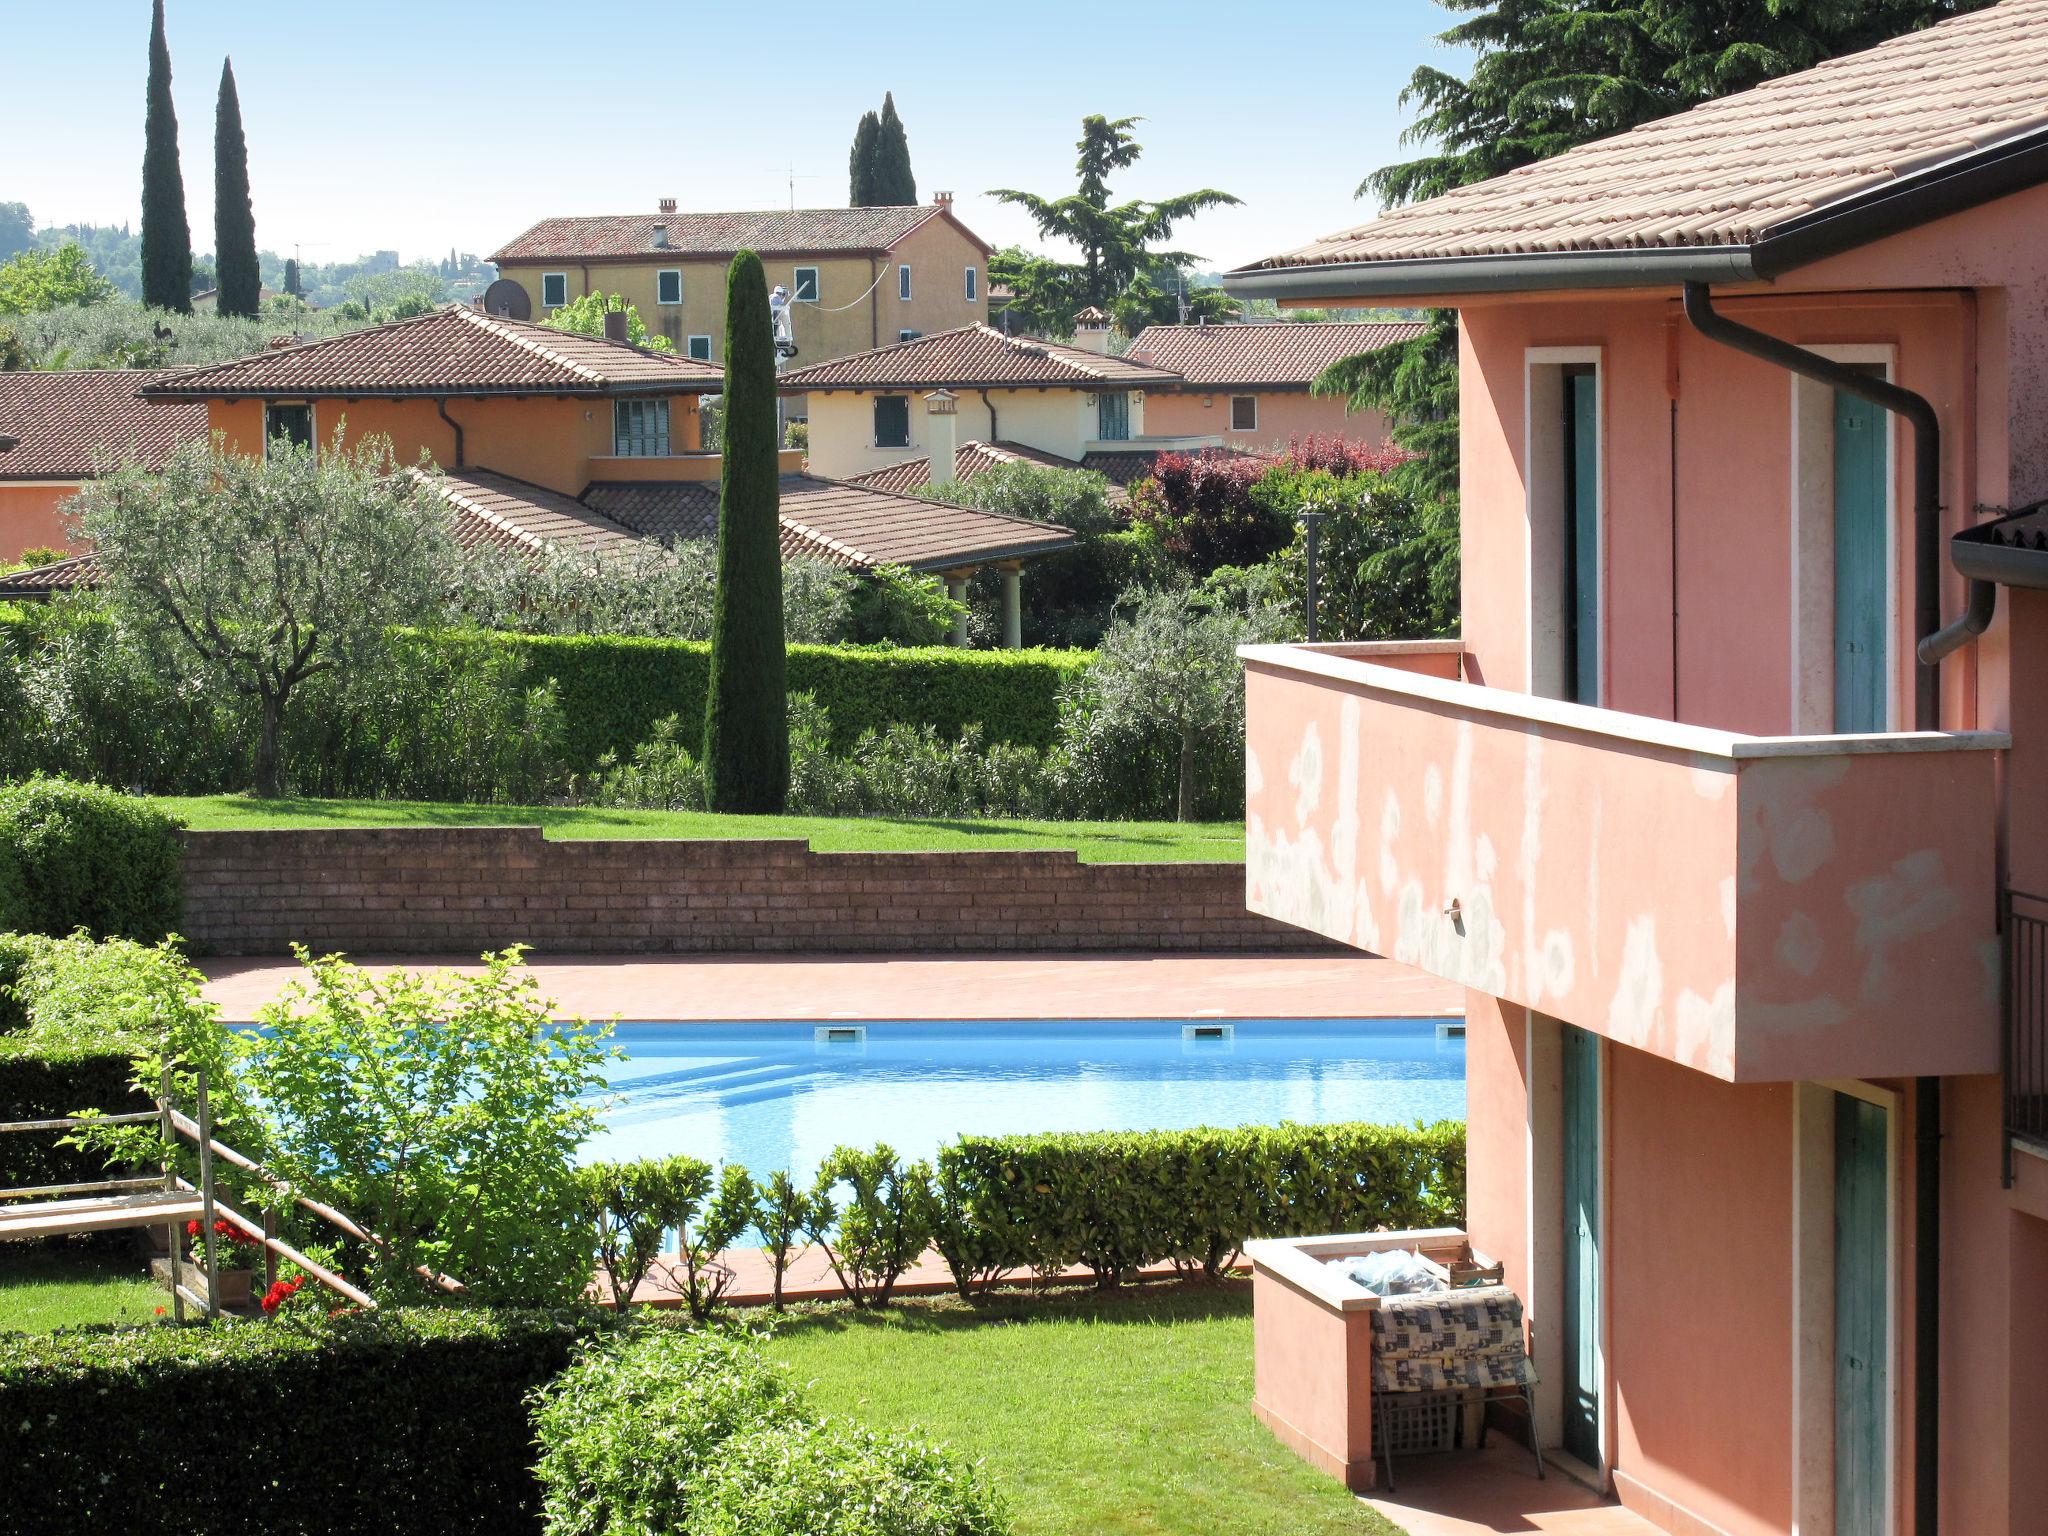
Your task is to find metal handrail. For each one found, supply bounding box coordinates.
[2001,888,2048,1186]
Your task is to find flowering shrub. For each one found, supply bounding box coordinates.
[186,1216,260,1267]
[259,1276,307,1315]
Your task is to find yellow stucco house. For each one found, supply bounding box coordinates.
[487,197,992,370]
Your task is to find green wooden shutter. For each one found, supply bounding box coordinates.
[1834,1093,1889,1535]
[1561,1022,1602,1466]
[1832,387,1889,733]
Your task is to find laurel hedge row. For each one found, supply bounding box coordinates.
[425,631,1093,772]
[0,1309,595,1534]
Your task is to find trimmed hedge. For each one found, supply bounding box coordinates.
[0,1032,144,1192]
[428,631,1092,771]
[0,1309,598,1534]
[937,1121,1466,1287]
[0,777,184,941]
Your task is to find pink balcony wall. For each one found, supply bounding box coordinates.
[1243,648,2003,1082]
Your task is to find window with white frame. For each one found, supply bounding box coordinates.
[1229,395,1258,432]
[687,335,713,362]
[793,267,819,303]
[898,264,912,301]
[873,395,911,448]
[655,269,682,306]
[965,266,977,302]
[614,398,671,457]
[540,272,568,309]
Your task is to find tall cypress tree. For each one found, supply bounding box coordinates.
[213,58,259,318]
[874,92,917,205]
[282,256,300,298]
[702,250,788,814]
[140,0,192,312]
[848,111,881,206]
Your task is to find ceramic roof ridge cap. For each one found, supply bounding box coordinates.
[412,467,553,556]
[456,305,611,384]
[1237,643,2010,759]
[140,307,459,392]
[774,509,870,566]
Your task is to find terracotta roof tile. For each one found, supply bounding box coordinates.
[0,553,98,598]
[777,325,1180,391]
[423,469,644,555]
[141,306,724,399]
[847,440,1084,497]
[1239,0,2048,272]
[490,205,988,263]
[1125,322,1426,386]
[0,371,206,480]
[581,474,1075,572]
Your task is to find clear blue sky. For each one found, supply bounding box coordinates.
[3,0,1459,273]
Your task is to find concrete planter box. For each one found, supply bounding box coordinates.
[1245,1226,1472,1492]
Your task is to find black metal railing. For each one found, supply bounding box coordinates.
[2003,888,2048,1185]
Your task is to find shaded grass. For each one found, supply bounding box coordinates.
[156,796,1245,864]
[764,1282,1402,1536]
[0,1244,165,1333]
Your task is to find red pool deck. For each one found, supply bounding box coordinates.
[199,951,1462,1023]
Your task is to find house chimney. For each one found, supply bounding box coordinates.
[658,197,677,214]
[603,309,629,343]
[1070,305,1112,355]
[933,191,953,206]
[651,223,670,250]
[924,389,959,487]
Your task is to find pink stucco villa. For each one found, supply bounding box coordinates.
[1224,4,2048,1534]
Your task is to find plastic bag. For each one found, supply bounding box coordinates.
[1327,1248,1446,1297]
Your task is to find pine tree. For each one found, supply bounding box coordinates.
[873,92,917,205]
[140,0,192,312]
[702,249,788,814]
[848,111,881,206]
[213,58,259,319]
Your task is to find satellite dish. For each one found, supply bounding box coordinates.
[483,279,532,321]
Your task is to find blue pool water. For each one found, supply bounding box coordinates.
[579,1018,1466,1180]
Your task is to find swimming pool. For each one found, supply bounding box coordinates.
[580,1018,1465,1180]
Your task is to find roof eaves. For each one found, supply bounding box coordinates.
[894,529,1080,574]
[1749,119,2048,280]
[1220,244,1759,303]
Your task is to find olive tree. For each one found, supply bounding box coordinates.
[1085,586,1271,822]
[71,434,455,797]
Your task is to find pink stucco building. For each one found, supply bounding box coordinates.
[1224,5,2048,1534]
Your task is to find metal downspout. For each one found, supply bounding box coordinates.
[1680,280,1947,1535]
[976,388,999,443]
[435,399,465,468]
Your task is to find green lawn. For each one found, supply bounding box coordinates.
[157,796,1245,864]
[764,1284,1401,1536]
[0,1245,165,1332]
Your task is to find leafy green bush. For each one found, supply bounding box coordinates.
[454,631,1091,772]
[235,949,617,1305]
[0,1308,592,1535]
[807,1144,936,1308]
[937,1121,1467,1289]
[531,1328,807,1536]
[844,563,963,646]
[0,777,183,940]
[690,1418,1007,1536]
[0,930,49,1033]
[0,1030,142,1192]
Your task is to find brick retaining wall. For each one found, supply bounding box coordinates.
[179,828,1329,956]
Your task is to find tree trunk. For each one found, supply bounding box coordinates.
[253,692,284,799]
[1177,723,1197,823]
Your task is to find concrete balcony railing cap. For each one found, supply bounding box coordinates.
[1239,641,2010,762]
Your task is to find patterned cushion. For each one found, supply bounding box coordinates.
[1368,1285,1536,1392]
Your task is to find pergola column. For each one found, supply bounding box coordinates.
[999,562,1023,649]
[945,571,972,646]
